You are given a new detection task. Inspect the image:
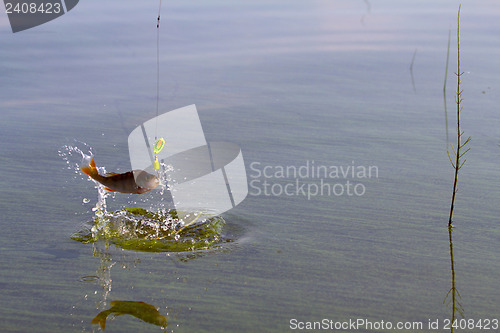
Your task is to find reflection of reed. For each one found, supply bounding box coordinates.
[444,226,464,332]
[443,28,451,152]
[360,0,371,26]
[409,49,417,93]
[363,0,371,12]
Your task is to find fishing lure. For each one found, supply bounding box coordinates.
[153,138,165,169]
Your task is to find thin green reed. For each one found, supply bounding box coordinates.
[448,4,471,227]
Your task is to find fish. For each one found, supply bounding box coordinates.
[91,300,167,331]
[81,157,160,194]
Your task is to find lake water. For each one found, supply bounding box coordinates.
[1,0,500,332]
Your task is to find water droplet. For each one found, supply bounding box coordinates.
[83,198,90,204]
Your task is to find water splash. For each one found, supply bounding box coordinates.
[72,208,227,252]
[58,141,94,175]
[61,141,230,252]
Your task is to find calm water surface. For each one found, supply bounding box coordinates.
[1,0,500,332]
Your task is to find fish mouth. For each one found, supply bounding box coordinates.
[133,170,160,189]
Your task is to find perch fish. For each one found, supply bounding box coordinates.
[81,157,159,194]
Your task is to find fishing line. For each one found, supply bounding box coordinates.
[156,0,162,132]
[154,0,164,170]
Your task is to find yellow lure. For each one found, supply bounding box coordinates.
[153,138,165,154]
[153,138,164,170]
[154,156,160,170]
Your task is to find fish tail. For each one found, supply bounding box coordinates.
[81,157,98,178]
[91,311,109,331]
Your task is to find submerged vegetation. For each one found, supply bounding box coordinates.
[71,207,228,252]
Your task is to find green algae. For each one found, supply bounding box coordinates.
[71,208,228,252]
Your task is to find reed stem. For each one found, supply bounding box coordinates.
[448,4,471,226]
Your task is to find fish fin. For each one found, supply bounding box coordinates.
[81,157,98,178]
[80,165,92,177]
[104,187,117,193]
[91,311,108,331]
[134,187,151,194]
[105,172,120,176]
